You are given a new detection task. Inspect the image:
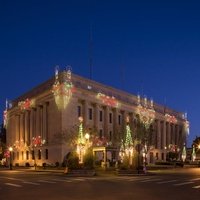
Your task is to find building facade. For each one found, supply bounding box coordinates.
[5,69,189,166]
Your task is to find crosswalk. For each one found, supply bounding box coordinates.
[1,176,200,190]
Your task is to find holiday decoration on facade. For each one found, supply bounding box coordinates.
[191,145,196,162]
[31,136,45,148]
[3,110,7,128]
[52,66,74,110]
[165,113,177,124]
[168,144,178,152]
[184,120,190,135]
[182,113,190,135]
[3,99,9,128]
[97,93,119,107]
[181,144,186,162]
[136,95,155,129]
[92,136,108,147]
[18,98,35,110]
[13,139,28,151]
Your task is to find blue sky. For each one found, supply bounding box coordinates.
[0,0,200,146]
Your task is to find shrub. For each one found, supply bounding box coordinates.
[83,150,94,169]
[42,163,46,168]
[55,162,59,167]
[66,152,80,170]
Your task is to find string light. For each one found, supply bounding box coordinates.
[52,67,74,110]
[97,93,119,107]
[136,95,155,129]
[18,98,35,110]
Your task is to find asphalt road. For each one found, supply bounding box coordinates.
[0,168,200,200]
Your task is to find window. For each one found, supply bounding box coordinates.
[32,150,35,160]
[109,113,112,123]
[156,152,159,160]
[26,151,29,160]
[99,129,103,139]
[38,150,41,160]
[89,108,93,120]
[161,153,164,160]
[17,152,19,160]
[77,106,81,117]
[45,149,48,160]
[118,115,121,125]
[109,131,112,141]
[99,110,103,122]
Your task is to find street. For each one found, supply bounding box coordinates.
[0,168,200,200]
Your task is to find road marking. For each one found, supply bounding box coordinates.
[5,183,22,187]
[128,177,149,181]
[190,178,200,181]
[72,178,85,181]
[2,177,24,181]
[192,185,200,189]
[38,180,57,184]
[174,182,194,186]
[140,179,162,183]
[51,179,72,183]
[157,180,178,184]
[23,181,40,185]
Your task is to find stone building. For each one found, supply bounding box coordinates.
[5,69,189,166]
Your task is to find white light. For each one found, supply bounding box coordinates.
[9,147,13,152]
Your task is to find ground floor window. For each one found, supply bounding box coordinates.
[45,149,48,159]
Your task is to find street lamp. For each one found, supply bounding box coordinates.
[9,147,13,170]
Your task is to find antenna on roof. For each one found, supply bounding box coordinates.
[89,24,93,80]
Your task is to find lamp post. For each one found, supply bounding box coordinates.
[9,147,13,170]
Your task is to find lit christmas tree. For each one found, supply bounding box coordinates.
[77,117,86,163]
[181,144,186,162]
[192,145,196,162]
[124,117,133,165]
[124,119,133,149]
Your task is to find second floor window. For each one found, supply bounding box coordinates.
[109,113,112,123]
[77,106,81,117]
[99,110,103,122]
[89,108,93,120]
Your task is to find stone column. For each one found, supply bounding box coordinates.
[104,106,109,138]
[168,123,171,145]
[157,120,161,150]
[43,103,47,142]
[83,101,88,127]
[24,111,28,144]
[112,108,118,145]
[19,113,23,141]
[94,104,99,131]
[163,121,167,161]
